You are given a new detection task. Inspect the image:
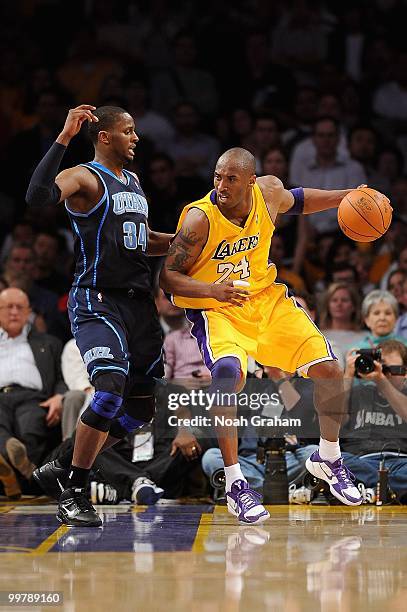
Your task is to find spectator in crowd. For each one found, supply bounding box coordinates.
[289,93,350,188]
[342,339,407,502]
[290,117,366,234]
[283,86,318,151]
[1,243,59,333]
[229,108,255,152]
[373,51,407,123]
[165,102,220,181]
[269,233,306,293]
[252,114,281,173]
[348,125,388,192]
[357,290,405,350]
[146,154,205,234]
[376,146,404,191]
[391,176,407,222]
[33,231,70,297]
[155,287,186,335]
[0,222,35,265]
[319,283,365,369]
[387,269,407,313]
[125,76,175,151]
[395,278,407,341]
[238,30,296,114]
[380,243,407,290]
[151,31,219,118]
[0,288,67,498]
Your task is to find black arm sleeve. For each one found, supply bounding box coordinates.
[25,142,67,207]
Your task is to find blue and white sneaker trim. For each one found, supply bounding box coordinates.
[305,451,363,506]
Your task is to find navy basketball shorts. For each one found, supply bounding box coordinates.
[68,287,164,388]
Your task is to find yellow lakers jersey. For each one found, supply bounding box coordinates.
[172,183,277,309]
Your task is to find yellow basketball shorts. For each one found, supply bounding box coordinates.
[185,282,336,377]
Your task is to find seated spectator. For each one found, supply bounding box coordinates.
[126,76,175,151]
[151,31,219,119]
[387,269,407,313]
[155,287,186,335]
[33,231,71,297]
[342,340,407,502]
[145,153,205,234]
[0,288,67,498]
[395,278,407,341]
[269,233,306,293]
[357,290,406,349]
[164,102,220,181]
[1,243,59,333]
[252,114,281,174]
[319,283,365,369]
[289,117,366,234]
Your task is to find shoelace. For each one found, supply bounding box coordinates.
[333,462,356,487]
[73,493,95,513]
[235,488,262,511]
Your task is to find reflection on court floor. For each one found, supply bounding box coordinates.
[0,502,406,612]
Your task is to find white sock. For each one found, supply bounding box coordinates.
[224,463,246,492]
[319,438,341,462]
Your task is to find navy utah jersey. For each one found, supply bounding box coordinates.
[66,161,151,292]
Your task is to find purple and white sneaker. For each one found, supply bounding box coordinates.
[226,480,270,524]
[305,451,362,506]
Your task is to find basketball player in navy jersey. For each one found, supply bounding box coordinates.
[26,105,172,526]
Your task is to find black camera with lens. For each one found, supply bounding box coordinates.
[354,348,407,377]
[257,437,288,504]
[354,348,382,377]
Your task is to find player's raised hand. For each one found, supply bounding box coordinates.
[58,105,99,143]
[210,280,249,307]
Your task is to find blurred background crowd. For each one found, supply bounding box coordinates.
[0,0,407,504]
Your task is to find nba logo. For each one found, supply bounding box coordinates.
[97,292,103,302]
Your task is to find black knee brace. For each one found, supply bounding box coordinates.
[109,395,156,439]
[80,372,126,432]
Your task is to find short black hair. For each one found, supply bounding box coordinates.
[313,116,340,133]
[88,106,129,144]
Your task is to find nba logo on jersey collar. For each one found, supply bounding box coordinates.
[112,192,149,216]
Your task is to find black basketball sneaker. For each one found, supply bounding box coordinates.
[32,460,68,500]
[57,488,102,527]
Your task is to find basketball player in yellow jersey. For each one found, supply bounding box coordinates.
[160,148,363,523]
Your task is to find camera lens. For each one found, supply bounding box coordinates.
[355,354,375,375]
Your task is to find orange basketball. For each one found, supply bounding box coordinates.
[337,187,392,242]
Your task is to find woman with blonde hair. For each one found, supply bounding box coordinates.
[319,282,365,369]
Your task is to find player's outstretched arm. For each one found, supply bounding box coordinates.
[147,229,175,256]
[257,175,352,216]
[159,208,249,306]
[26,105,99,207]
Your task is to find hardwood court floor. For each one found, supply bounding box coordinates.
[0,500,406,612]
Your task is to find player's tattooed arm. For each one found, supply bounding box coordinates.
[166,226,203,272]
[160,208,213,297]
[160,209,249,306]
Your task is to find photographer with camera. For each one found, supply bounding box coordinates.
[342,340,407,501]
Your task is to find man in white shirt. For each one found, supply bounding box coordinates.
[0,288,67,498]
[289,117,366,233]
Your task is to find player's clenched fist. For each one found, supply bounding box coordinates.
[58,105,99,144]
[210,280,249,307]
